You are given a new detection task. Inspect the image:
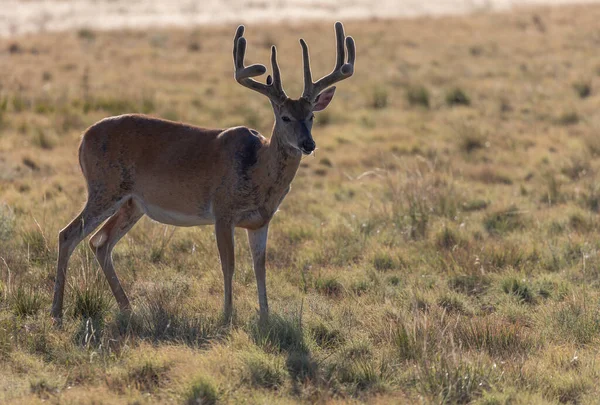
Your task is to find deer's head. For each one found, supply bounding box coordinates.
[233,22,355,155]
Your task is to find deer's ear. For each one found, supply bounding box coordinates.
[313,86,336,111]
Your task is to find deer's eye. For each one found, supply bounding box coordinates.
[309,114,315,120]
[282,116,291,122]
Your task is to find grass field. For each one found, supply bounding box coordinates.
[1,4,600,404]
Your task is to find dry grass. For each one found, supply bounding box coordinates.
[1,4,600,403]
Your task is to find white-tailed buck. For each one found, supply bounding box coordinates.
[51,22,355,321]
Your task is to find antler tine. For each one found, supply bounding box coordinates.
[232,25,286,104]
[270,45,286,96]
[301,21,355,102]
[334,21,346,71]
[300,39,313,98]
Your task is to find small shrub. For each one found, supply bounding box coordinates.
[406,85,430,108]
[445,87,471,107]
[501,278,534,304]
[185,376,218,405]
[573,81,591,98]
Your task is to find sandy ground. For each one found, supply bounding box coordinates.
[1,0,600,37]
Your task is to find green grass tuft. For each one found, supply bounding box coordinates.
[445,87,471,106]
[185,376,219,405]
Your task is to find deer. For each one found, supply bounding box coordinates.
[50,22,355,322]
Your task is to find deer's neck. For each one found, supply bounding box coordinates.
[253,126,301,217]
[265,126,302,187]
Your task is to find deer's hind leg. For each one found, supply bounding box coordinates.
[51,194,125,319]
[89,198,144,312]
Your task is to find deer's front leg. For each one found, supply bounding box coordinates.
[247,224,269,322]
[215,220,235,320]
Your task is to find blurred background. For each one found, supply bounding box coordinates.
[2,1,600,404]
[3,0,600,36]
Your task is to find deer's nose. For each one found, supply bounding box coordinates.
[301,139,316,154]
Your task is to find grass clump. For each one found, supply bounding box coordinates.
[185,376,219,405]
[437,293,470,315]
[573,81,591,98]
[448,274,490,296]
[250,313,306,353]
[552,300,600,345]
[406,85,430,107]
[315,277,344,297]
[483,206,527,235]
[0,204,15,241]
[457,125,486,153]
[11,287,43,317]
[242,350,286,389]
[501,278,535,304]
[445,87,471,106]
[309,321,344,349]
[71,270,113,320]
[371,86,388,109]
[31,128,56,150]
[556,111,580,126]
[372,251,396,271]
[326,354,389,395]
[30,377,59,399]
[462,199,488,212]
[453,316,533,357]
[125,357,170,393]
[417,357,495,404]
[435,227,462,250]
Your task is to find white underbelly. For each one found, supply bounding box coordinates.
[141,203,215,227]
